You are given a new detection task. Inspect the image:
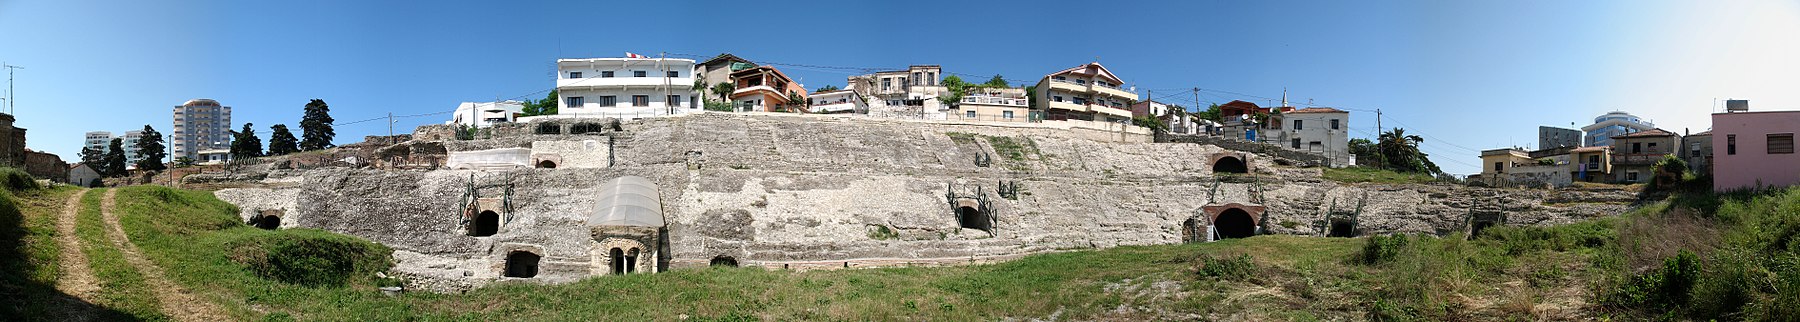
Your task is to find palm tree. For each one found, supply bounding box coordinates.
[710,82,735,104]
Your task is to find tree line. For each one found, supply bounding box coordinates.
[77,99,337,178]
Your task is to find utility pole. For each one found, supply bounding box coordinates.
[1375,108,1383,135]
[387,112,394,145]
[3,63,22,114]
[661,52,672,115]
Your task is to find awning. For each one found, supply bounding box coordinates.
[589,176,665,227]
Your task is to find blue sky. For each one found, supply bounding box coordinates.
[2,0,1796,174]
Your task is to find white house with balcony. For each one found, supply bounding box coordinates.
[1034,62,1138,123]
[807,90,868,114]
[847,65,950,119]
[1272,107,1354,167]
[949,87,1031,122]
[447,101,524,128]
[554,57,699,120]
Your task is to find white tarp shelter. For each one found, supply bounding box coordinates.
[446,148,532,170]
[589,176,664,227]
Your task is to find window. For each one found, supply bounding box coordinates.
[1627,171,1639,181]
[1648,142,1657,153]
[1052,96,1064,102]
[881,79,891,90]
[668,95,681,107]
[1097,81,1110,87]
[1054,76,1066,81]
[1072,97,1087,105]
[1494,162,1504,173]
[598,96,617,106]
[1293,120,1303,130]
[632,95,649,107]
[1292,138,1301,149]
[912,72,921,85]
[1075,79,1086,85]
[566,96,584,108]
[601,71,614,78]
[1330,119,1340,130]
[1770,133,1795,154]
[1632,142,1641,154]
[568,71,583,78]
[633,71,647,77]
[966,110,976,118]
[666,71,679,77]
[1003,111,1014,119]
[1728,134,1737,155]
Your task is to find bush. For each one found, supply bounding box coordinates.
[1194,254,1256,278]
[0,167,39,192]
[1605,250,1700,312]
[227,230,393,287]
[1478,220,1614,255]
[1357,234,1409,265]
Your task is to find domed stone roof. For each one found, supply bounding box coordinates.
[182,98,221,107]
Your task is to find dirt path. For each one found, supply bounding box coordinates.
[51,189,99,320]
[97,189,229,321]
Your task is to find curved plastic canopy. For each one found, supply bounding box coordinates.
[589,176,664,227]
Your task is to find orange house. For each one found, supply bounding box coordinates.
[729,66,808,112]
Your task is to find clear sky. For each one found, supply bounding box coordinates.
[2,0,1796,174]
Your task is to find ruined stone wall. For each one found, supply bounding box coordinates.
[214,112,1633,292]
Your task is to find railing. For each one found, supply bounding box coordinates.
[960,96,1027,106]
[944,112,1041,123]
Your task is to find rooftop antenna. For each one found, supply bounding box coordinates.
[2,63,21,114]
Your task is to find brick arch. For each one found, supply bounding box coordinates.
[1201,203,1267,229]
[1208,153,1250,174]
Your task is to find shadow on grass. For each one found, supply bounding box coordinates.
[0,188,136,320]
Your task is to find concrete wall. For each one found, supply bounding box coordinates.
[1713,111,1800,191]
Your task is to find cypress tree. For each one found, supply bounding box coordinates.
[133,125,167,171]
[102,138,128,177]
[267,124,300,156]
[299,99,336,151]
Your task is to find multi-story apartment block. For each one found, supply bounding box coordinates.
[1608,128,1680,183]
[694,54,754,102]
[121,130,144,167]
[729,65,807,112]
[1581,111,1655,147]
[1275,108,1353,166]
[84,131,112,152]
[1711,104,1800,191]
[806,90,868,114]
[847,65,949,119]
[173,98,232,161]
[949,87,1030,123]
[555,57,699,118]
[1539,126,1581,149]
[1035,62,1138,123]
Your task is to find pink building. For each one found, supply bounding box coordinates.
[1712,110,1800,191]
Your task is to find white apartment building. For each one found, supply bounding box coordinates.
[1034,62,1138,123]
[121,130,144,167]
[173,98,232,161]
[447,101,525,128]
[847,65,949,119]
[555,57,700,119]
[948,87,1031,123]
[84,131,112,152]
[1275,107,1354,167]
[806,90,868,114]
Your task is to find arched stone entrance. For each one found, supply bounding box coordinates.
[469,210,499,237]
[1214,208,1257,239]
[254,215,281,230]
[609,248,625,274]
[1211,154,1248,174]
[710,255,739,267]
[505,251,540,278]
[1328,219,1357,238]
[957,206,991,232]
[537,160,558,168]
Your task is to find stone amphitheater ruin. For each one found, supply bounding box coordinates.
[204,112,1634,293]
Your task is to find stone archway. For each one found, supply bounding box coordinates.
[1214,208,1256,239]
[254,215,281,230]
[1328,219,1357,238]
[505,251,540,278]
[1211,154,1248,174]
[609,248,625,274]
[958,206,991,232]
[470,210,499,237]
[710,255,739,267]
[538,160,558,168]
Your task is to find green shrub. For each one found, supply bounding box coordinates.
[1357,234,1409,265]
[1605,250,1700,312]
[1478,220,1614,255]
[0,167,39,192]
[1194,254,1256,278]
[226,230,393,287]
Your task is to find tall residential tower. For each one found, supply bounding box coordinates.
[173,98,231,160]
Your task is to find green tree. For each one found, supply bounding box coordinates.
[1132,116,1169,134]
[939,75,971,106]
[520,90,559,116]
[231,123,264,160]
[1374,128,1442,174]
[132,125,167,171]
[102,138,127,177]
[984,74,1008,87]
[78,146,104,169]
[1194,103,1223,122]
[267,124,301,156]
[813,84,839,93]
[784,91,807,112]
[1024,85,1038,110]
[710,82,736,104]
[693,76,708,93]
[299,99,336,151]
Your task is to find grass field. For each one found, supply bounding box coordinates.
[1321,166,1441,184]
[8,182,1799,320]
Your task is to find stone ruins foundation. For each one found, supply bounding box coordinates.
[208,113,1633,292]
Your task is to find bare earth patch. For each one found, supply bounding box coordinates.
[51,189,100,320]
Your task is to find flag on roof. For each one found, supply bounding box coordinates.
[625,52,649,58]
